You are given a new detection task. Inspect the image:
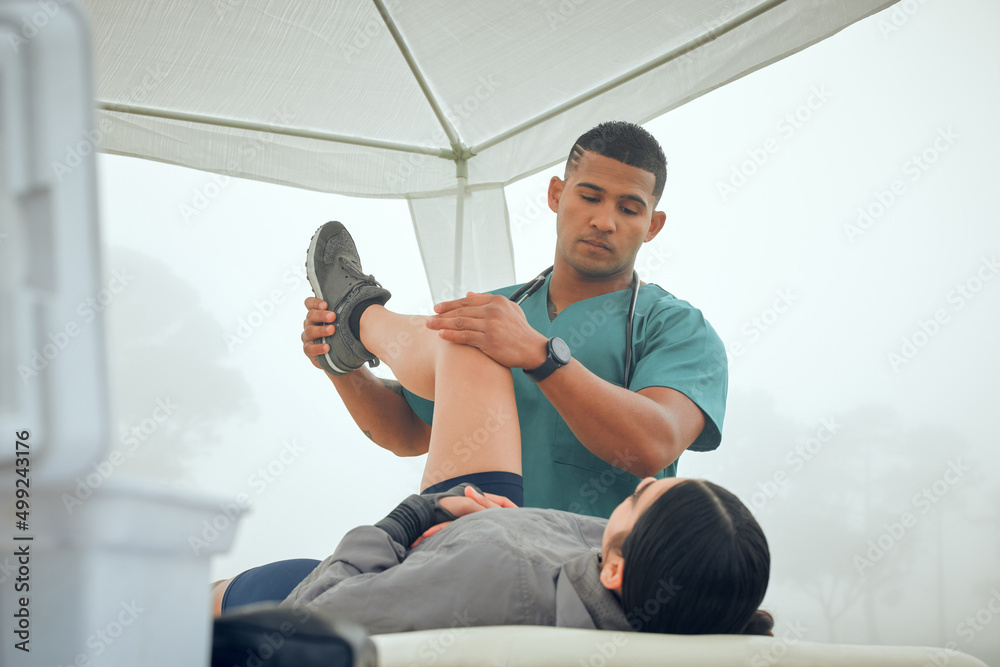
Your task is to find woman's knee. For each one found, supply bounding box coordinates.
[211,578,233,618]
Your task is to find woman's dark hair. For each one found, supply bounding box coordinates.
[566,121,668,203]
[619,480,771,635]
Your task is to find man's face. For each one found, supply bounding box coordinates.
[548,150,666,281]
[602,476,684,558]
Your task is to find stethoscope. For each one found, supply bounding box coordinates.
[508,266,640,387]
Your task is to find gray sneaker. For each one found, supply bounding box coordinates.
[306,221,391,375]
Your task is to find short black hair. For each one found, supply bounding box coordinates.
[565,121,667,204]
[619,480,771,635]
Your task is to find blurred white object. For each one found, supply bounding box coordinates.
[0,0,106,478]
[0,2,238,665]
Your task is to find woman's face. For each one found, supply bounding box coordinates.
[601,476,685,557]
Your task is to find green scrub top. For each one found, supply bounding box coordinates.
[403,273,728,518]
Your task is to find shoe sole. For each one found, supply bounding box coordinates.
[306,224,354,375]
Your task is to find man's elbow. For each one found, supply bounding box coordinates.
[384,420,431,458]
[630,452,678,479]
[631,425,693,477]
[389,441,428,458]
[630,389,706,476]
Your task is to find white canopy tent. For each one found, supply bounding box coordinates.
[10,1,993,666]
[85,0,898,301]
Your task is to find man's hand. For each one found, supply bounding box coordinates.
[410,486,517,547]
[425,292,549,369]
[301,297,337,370]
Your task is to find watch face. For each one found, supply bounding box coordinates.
[550,337,571,364]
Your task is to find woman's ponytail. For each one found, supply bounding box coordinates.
[742,609,775,636]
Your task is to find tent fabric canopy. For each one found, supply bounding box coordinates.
[83,0,897,300]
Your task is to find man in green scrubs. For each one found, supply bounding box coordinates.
[301,121,728,518]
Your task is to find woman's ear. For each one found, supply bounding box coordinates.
[599,551,625,593]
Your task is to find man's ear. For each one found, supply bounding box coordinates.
[644,210,666,243]
[548,176,565,213]
[599,551,625,594]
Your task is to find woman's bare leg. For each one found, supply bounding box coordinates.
[419,341,520,490]
[211,579,231,617]
[358,306,438,400]
[359,304,521,489]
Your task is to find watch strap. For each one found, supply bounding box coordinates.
[524,337,570,383]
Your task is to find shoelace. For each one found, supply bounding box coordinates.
[339,257,380,286]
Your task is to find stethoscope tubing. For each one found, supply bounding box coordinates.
[508,266,638,386]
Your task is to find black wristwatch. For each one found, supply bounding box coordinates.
[524,337,571,383]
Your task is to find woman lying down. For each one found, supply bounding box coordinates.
[212,306,771,639]
[210,235,772,662]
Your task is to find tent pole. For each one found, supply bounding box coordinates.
[472,0,792,154]
[97,102,455,159]
[373,0,462,150]
[453,158,468,295]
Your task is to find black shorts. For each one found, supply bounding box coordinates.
[420,470,523,507]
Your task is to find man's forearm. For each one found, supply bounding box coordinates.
[328,369,431,457]
[537,361,703,478]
